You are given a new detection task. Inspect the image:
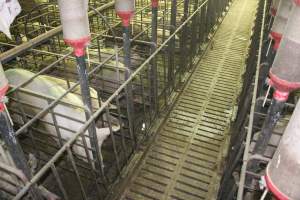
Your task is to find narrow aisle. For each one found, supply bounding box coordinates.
[121,0,258,199]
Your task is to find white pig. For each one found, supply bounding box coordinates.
[5,68,117,162]
[39,75,117,111]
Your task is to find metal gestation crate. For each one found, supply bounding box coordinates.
[0,0,220,199]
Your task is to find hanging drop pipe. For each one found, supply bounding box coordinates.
[57,0,105,180]
[115,0,136,146]
[168,0,177,91]
[150,0,159,115]
[0,62,42,199]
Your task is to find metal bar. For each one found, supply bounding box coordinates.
[75,55,103,178]
[150,2,158,116]
[50,164,69,200]
[115,96,127,158]
[66,148,88,200]
[0,1,115,64]
[105,107,121,172]
[237,0,267,198]
[179,0,189,79]
[167,0,177,91]
[123,26,136,146]
[0,111,42,200]
[189,0,199,68]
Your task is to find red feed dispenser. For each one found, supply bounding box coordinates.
[57,0,91,56]
[0,62,8,112]
[115,0,135,27]
[269,1,300,101]
[270,0,293,51]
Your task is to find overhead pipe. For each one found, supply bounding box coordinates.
[57,0,105,178]
[253,0,300,156]
[115,0,136,145]
[265,95,300,200]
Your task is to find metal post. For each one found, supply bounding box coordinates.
[0,112,42,199]
[252,98,285,155]
[150,0,159,115]
[258,48,276,96]
[190,0,199,68]
[207,0,216,31]
[75,55,106,181]
[123,26,136,146]
[180,0,189,77]
[168,0,177,91]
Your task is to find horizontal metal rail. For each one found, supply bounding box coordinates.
[0,2,115,64]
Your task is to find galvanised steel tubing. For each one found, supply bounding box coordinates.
[123,25,136,147]
[252,98,285,154]
[189,0,199,69]
[0,111,42,200]
[0,41,117,67]
[50,165,69,200]
[75,55,105,180]
[207,0,216,31]
[150,0,159,115]
[199,4,207,43]
[179,0,189,81]
[167,0,177,91]
[0,1,115,64]
[237,0,267,198]
[13,1,213,198]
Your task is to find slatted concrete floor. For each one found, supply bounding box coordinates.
[121,0,258,199]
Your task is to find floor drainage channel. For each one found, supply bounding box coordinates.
[121,0,258,199]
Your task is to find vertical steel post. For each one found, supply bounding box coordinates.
[0,62,41,199]
[123,26,136,146]
[190,0,199,67]
[207,0,216,31]
[58,0,106,185]
[199,4,207,44]
[168,0,177,91]
[115,0,136,146]
[150,0,159,115]
[76,55,106,182]
[252,98,285,155]
[180,0,189,77]
[0,113,42,200]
